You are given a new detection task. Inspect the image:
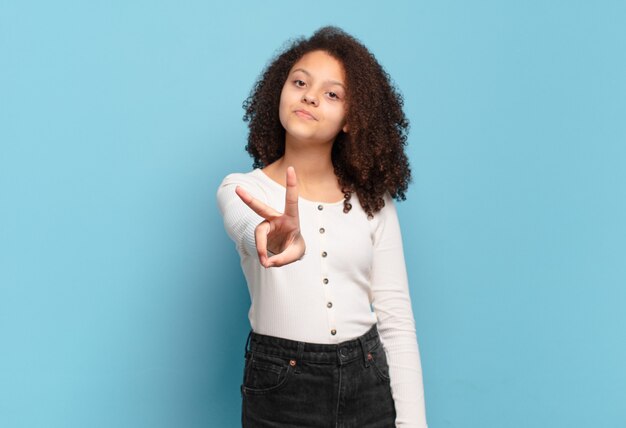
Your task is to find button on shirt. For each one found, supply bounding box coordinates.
[217,169,427,428]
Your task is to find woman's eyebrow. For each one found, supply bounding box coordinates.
[291,68,346,89]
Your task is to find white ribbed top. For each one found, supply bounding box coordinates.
[216,169,427,428]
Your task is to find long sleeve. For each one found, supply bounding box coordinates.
[370,195,428,428]
[216,173,268,258]
[216,169,382,343]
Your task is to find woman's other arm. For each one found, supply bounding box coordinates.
[370,196,428,428]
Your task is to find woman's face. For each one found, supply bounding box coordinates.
[279,50,349,147]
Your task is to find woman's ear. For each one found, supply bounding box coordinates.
[342,123,349,133]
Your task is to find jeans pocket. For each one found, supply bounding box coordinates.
[369,343,391,382]
[242,352,294,395]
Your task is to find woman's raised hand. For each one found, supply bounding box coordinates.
[235,167,305,268]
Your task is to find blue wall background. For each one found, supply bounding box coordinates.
[1,1,625,427]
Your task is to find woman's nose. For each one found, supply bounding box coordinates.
[302,92,318,106]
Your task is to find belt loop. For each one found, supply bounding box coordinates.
[358,335,370,368]
[244,329,253,355]
[294,341,305,374]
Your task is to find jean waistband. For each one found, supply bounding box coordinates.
[245,324,381,365]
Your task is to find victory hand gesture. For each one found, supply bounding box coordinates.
[235,167,305,268]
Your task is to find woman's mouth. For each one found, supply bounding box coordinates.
[294,109,317,120]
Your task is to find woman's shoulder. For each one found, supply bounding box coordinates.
[372,193,398,218]
[367,192,400,227]
[219,168,278,194]
[219,169,264,187]
[216,168,276,205]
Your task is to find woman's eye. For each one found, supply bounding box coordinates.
[327,92,340,100]
[294,80,306,87]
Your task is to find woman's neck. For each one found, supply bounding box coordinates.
[262,142,343,202]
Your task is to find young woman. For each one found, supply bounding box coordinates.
[217,26,428,428]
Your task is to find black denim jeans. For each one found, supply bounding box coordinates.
[241,324,396,427]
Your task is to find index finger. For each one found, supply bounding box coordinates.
[283,166,299,219]
[235,186,280,220]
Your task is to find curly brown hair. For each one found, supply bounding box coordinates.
[243,26,411,217]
